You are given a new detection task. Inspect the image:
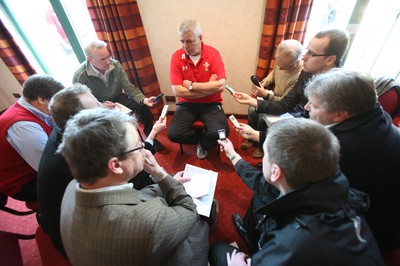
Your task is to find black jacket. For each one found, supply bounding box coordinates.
[235,160,384,265]
[330,103,400,249]
[256,71,313,117]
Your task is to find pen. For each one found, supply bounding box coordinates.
[144,157,153,165]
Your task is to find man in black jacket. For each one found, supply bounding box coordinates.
[209,118,384,265]
[305,68,400,251]
[233,29,350,148]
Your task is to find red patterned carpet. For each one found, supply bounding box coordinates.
[0,115,261,265]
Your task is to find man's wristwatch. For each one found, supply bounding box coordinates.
[150,167,168,183]
[189,82,193,91]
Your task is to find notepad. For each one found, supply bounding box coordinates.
[182,164,218,217]
[261,112,294,127]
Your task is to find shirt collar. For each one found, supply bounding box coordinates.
[87,61,115,78]
[18,97,53,127]
[77,182,133,193]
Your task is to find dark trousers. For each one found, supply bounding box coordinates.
[110,93,154,136]
[209,241,243,266]
[12,177,37,202]
[247,106,267,149]
[167,103,229,150]
[129,171,154,190]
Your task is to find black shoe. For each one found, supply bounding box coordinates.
[153,139,164,151]
[232,213,258,253]
[232,213,248,238]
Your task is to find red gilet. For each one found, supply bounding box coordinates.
[0,101,52,196]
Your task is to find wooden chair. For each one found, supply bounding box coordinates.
[0,193,37,239]
[0,193,37,216]
[375,76,400,127]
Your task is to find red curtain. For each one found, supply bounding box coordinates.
[256,0,313,79]
[86,0,162,116]
[0,19,36,85]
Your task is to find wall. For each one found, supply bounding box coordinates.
[0,0,265,115]
[0,58,22,111]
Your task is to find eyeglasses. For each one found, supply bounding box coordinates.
[180,38,198,45]
[304,49,332,57]
[90,55,112,62]
[117,141,145,157]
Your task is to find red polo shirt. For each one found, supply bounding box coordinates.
[170,43,226,104]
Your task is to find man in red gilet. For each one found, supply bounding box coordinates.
[0,74,64,202]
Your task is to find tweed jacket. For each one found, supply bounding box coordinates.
[61,176,206,266]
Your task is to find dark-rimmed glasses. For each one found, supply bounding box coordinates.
[117,141,145,157]
[304,49,332,57]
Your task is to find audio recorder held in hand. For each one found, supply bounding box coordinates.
[225,84,236,95]
[250,75,260,87]
[218,129,227,142]
[229,115,240,128]
[152,93,164,103]
[160,105,169,118]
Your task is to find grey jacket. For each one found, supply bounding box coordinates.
[73,59,145,103]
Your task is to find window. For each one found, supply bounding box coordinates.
[304,0,400,82]
[0,0,96,86]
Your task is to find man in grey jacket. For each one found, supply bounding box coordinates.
[73,39,164,151]
[59,108,209,266]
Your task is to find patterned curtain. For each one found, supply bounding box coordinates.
[86,0,162,116]
[0,19,36,85]
[256,0,313,79]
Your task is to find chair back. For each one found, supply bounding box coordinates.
[35,226,71,266]
[0,193,37,239]
[0,192,37,217]
[375,76,400,118]
[0,230,23,266]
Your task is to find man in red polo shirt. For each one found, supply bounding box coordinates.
[168,19,229,159]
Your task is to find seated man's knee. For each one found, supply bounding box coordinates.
[167,127,181,142]
[248,106,258,118]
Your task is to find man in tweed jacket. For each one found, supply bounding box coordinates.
[59,108,209,266]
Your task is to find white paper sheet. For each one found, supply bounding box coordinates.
[182,164,218,217]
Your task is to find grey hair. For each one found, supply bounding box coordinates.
[305,68,377,115]
[84,40,107,57]
[178,19,202,38]
[276,39,303,64]
[264,118,340,189]
[57,108,138,184]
